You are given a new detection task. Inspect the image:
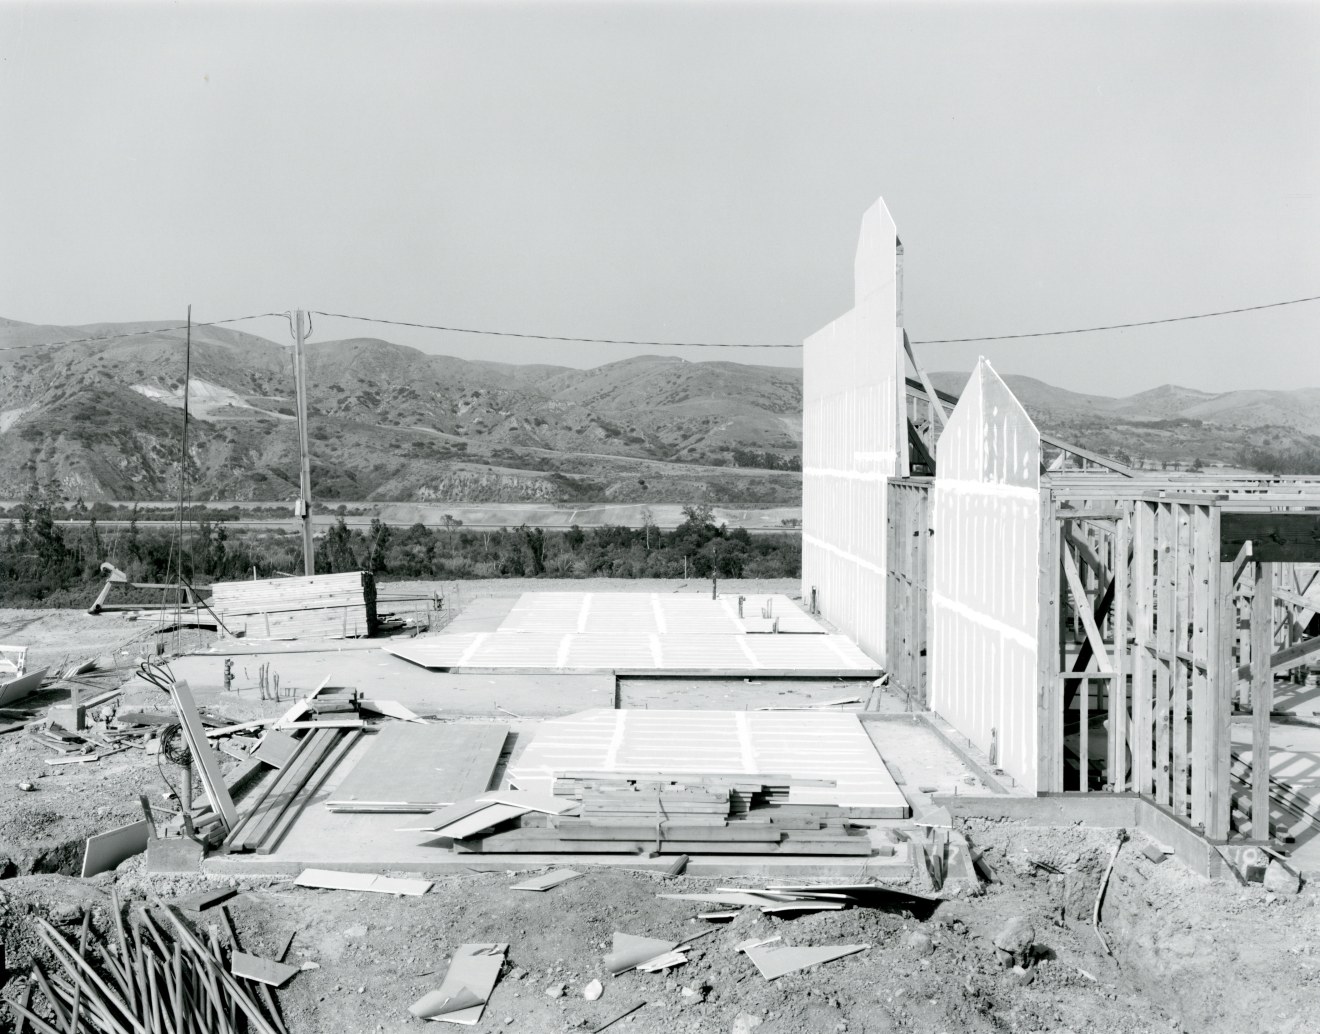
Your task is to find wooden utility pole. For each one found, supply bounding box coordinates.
[293,309,314,575]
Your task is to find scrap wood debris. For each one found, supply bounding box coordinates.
[2,891,290,1034]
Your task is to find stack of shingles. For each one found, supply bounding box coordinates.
[407,777,873,856]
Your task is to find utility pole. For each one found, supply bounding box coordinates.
[293,309,315,575]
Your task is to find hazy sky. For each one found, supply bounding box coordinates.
[1,0,1316,395]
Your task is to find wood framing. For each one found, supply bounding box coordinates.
[884,478,932,708]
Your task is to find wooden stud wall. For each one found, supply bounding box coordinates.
[885,479,932,708]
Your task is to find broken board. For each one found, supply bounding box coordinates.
[326,722,508,812]
[410,943,507,1025]
[509,869,583,892]
[231,951,299,987]
[743,942,869,980]
[295,868,432,896]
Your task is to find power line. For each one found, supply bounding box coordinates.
[308,310,801,349]
[909,293,1320,345]
[314,293,1320,350]
[0,312,288,352]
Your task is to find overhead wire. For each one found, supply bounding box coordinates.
[0,312,289,351]
[310,293,1320,350]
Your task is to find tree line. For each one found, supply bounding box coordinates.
[0,490,799,607]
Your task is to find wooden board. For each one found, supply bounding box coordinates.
[509,869,583,892]
[743,942,869,980]
[432,803,529,840]
[0,667,47,707]
[383,632,878,676]
[170,680,239,829]
[231,951,299,988]
[294,868,431,895]
[604,933,677,975]
[80,819,149,878]
[253,730,300,769]
[326,722,508,812]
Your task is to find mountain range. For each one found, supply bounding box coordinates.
[0,317,1315,504]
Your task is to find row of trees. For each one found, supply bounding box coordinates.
[0,493,799,606]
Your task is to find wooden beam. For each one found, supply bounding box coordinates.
[1235,634,1320,681]
[1250,561,1274,840]
[902,331,947,428]
[1220,512,1320,562]
[1062,550,1113,672]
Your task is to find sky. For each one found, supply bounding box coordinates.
[0,0,1317,396]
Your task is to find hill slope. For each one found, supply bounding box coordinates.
[0,320,801,504]
[1,317,1315,504]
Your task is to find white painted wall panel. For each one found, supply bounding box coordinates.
[929,359,1043,791]
[801,199,908,663]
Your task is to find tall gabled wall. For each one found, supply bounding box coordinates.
[801,199,909,663]
[928,358,1042,790]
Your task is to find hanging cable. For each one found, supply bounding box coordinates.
[0,312,288,352]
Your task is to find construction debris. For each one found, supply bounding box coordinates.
[294,868,432,896]
[509,868,584,892]
[741,941,870,980]
[409,943,506,1024]
[5,892,288,1034]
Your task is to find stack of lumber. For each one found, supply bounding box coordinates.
[450,786,874,856]
[223,727,360,853]
[210,571,378,640]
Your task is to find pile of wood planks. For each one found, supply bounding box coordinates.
[223,727,360,854]
[210,571,378,640]
[447,777,875,856]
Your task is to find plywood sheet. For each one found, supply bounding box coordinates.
[929,359,1042,792]
[81,819,149,878]
[326,722,508,812]
[507,709,906,813]
[743,942,869,980]
[0,667,47,707]
[383,633,878,676]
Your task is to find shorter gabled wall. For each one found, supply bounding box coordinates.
[927,359,1043,791]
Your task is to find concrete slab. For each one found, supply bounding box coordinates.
[384,632,880,677]
[161,653,614,717]
[204,717,914,879]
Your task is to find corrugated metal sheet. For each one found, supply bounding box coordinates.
[928,359,1043,791]
[801,198,908,663]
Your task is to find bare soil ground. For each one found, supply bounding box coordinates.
[1,585,1317,1033]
